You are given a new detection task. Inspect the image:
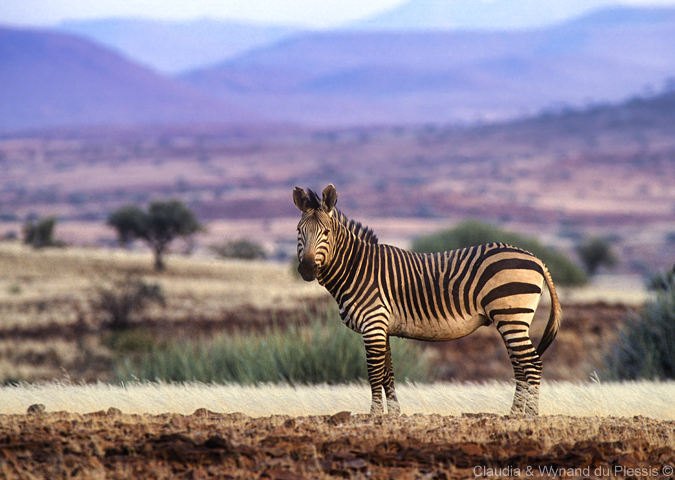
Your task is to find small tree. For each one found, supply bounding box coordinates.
[576,237,617,276]
[107,205,147,248]
[23,216,58,248]
[108,200,203,270]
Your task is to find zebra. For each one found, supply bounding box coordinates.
[293,184,562,416]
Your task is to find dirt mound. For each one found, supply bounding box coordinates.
[2,409,673,479]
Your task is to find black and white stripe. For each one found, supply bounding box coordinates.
[293,185,562,416]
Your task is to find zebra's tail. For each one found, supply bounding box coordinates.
[536,265,562,357]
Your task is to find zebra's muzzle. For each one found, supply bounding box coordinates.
[298,259,318,281]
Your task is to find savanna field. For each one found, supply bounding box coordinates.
[1,242,674,479]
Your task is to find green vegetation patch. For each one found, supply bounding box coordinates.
[210,239,266,260]
[411,220,588,286]
[113,306,433,386]
[602,279,675,381]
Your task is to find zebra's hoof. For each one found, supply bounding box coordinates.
[370,404,385,416]
[387,402,401,416]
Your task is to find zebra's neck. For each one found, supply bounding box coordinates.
[332,209,378,245]
[316,211,375,296]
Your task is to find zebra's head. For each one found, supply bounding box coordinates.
[293,184,338,281]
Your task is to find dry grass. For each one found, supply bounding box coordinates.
[0,241,326,330]
[557,273,653,306]
[1,381,674,419]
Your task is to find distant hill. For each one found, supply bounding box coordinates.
[0,26,257,132]
[58,18,301,74]
[352,0,611,31]
[514,86,675,134]
[179,6,675,126]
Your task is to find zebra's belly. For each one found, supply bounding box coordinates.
[388,313,490,342]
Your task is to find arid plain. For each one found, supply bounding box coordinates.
[1,110,674,478]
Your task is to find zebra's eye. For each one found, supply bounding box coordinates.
[323,229,330,236]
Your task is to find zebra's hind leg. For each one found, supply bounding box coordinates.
[364,326,400,415]
[497,322,543,416]
[510,372,527,415]
[506,344,543,416]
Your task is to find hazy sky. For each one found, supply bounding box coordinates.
[3,0,675,28]
[1,0,400,27]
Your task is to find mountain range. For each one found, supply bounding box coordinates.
[53,0,627,75]
[0,26,256,132]
[353,0,616,31]
[56,0,613,74]
[180,6,675,125]
[58,18,300,74]
[2,4,675,132]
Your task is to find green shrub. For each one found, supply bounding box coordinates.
[114,306,433,385]
[210,239,266,260]
[411,220,588,286]
[575,237,618,275]
[602,284,675,380]
[647,266,675,292]
[23,216,60,249]
[103,328,156,353]
[93,277,165,330]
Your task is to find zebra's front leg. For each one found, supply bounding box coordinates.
[384,335,400,415]
[364,326,399,415]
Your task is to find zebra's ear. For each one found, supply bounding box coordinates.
[293,187,311,212]
[322,184,337,214]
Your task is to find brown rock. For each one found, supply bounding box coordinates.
[327,411,351,425]
[27,404,46,415]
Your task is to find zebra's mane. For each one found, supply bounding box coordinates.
[333,209,378,245]
[306,189,378,245]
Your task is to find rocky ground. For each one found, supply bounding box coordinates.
[1,408,674,479]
